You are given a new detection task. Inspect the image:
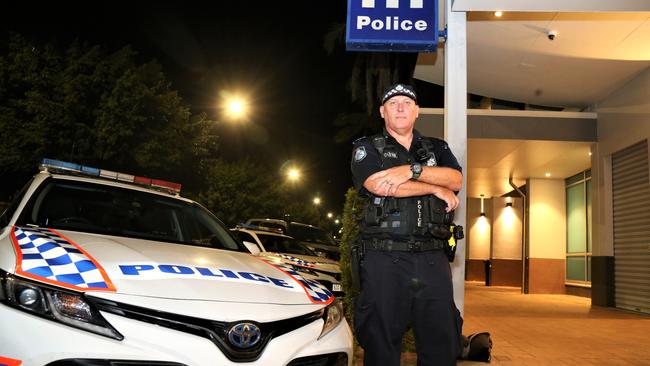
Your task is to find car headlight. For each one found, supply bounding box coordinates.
[318,300,343,340]
[0,270,122,340]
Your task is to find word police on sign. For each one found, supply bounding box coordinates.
[346,0,439,52]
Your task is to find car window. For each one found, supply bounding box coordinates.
[256,234,316,256]
[16,178,244,251]
[231,230,262,250]
[0,177,33,229]
[288,224,336,246]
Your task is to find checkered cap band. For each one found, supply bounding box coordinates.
[12,226,114,291]
[272,263,334,304]
[381,83,417,105]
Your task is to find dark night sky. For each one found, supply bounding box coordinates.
[2,2,361,213]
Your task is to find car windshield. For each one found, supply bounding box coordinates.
[288,223,336,246]
[16,178,244,251]
[256,233,317,256]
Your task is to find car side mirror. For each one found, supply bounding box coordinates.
[243,241,261,256]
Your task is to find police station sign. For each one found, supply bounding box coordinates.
[346,0,438,52]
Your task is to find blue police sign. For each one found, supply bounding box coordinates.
[346,0,438,52]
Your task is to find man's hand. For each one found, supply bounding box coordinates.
[366,165,412,196]
[433,186,459,212]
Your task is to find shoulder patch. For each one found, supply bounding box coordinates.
[353,146,367,162]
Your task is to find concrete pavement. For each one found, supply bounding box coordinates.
[353,282,650,365]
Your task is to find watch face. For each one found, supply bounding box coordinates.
[414,164,422,173]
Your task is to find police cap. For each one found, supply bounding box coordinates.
[380,83,418,105]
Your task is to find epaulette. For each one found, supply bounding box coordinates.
[422,136,448,149]
[352,136,368,145]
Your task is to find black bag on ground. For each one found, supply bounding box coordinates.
[460,332,492,362]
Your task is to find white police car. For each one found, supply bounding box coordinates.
[231,226,343,297]
[245,219,341,260]
[0,159,352,366]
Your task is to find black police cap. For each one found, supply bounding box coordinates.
[381,83,418,105]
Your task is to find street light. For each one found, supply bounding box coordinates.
[221,94,249,121]
[327,212,333,219]
[313,197,321,205]
[334,219,340,224]
[287,167,301,182]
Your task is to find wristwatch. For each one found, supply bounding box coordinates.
[410,162,422,180]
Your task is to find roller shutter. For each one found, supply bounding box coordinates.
[612,140,650,314]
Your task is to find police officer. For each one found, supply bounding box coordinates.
[351,83,463,366]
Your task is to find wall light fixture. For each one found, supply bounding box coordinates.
[480,194,486,216]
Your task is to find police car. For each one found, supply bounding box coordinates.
[245,219,341,260]
[231,226,343,297]
[0,159,352,366]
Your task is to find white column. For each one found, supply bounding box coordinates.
[444,0,468,315]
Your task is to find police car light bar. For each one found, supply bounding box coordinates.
[235,223,284,234]
[40,158,182,194]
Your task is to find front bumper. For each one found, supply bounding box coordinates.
[0,300,353,366]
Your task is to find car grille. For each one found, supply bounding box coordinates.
[287,353,348,366]
[46,360,187,366]
[312,268,341,281]
[88,296,323,363]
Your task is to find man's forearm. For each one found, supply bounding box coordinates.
[393,180,437,197]
[417,166,462,192]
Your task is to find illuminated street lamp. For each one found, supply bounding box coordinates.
[313,197,321,205]
[287,167,301,182]
[334,219,340,224]
[327,212,333,219]
[222,95,248,120]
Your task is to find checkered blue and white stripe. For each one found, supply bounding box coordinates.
[13,226,112,290]
[274,263,333,304]
[276,253,315,268]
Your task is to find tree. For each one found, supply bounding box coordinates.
[0,33,218,195]
[339,187,362,323]
[323,23,418,143]
[195,159,321,228]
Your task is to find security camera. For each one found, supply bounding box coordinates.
[547,30,557,41]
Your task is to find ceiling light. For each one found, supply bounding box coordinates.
[589,152,592,156]
[494,11,503,17]
[545,173,551,177]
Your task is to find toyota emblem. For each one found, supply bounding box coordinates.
[227,322,262,349]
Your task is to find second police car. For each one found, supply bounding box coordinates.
[0,159,352,366]
[231,225,344,297]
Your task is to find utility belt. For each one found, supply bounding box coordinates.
[361,238,446,252]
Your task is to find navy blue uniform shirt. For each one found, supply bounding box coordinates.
[351,128,462,197]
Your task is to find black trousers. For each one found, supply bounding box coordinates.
[354,249,462,366]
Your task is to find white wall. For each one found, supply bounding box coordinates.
[529,178,566,259]
[594,65,650,257]
[492,197,523,259]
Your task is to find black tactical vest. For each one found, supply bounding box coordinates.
[360,133,454,239]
